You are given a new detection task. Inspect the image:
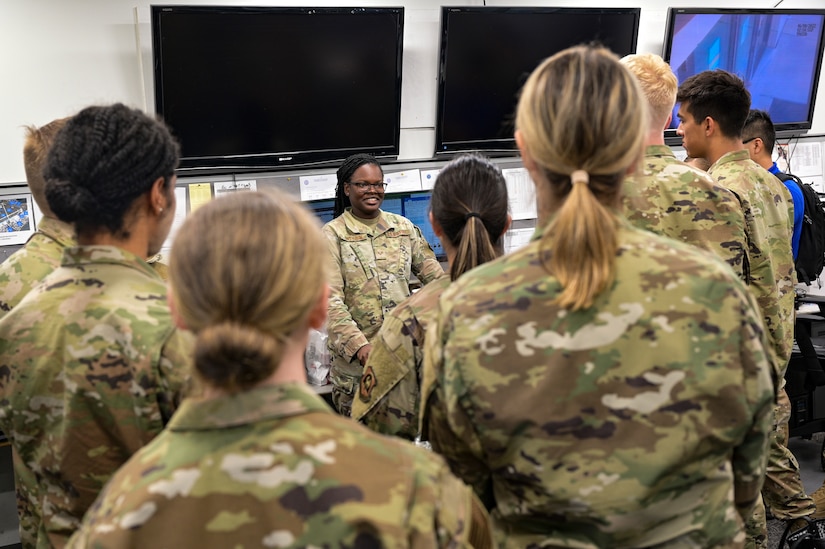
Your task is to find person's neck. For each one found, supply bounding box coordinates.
[706,137,744,166]
[76,232,150,260]
[645,127,665,147]
[755,155,773,170]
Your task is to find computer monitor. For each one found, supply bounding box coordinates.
[402,193,444,261]
[663,8,825,139]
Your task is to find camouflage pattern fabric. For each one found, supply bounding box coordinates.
[0,216,75,548]
[352,274,450,440]
[622,144,748,280]
[707,151,798,549]
[421,221,775,548]
[709,149,795,376]
[0,245,193,548]
[67,382,492,549]
[323,209,443,415]
[762,388,815,520]
[0,216,74,316]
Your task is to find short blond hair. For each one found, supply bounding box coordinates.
[621,53,677,131]
[170,190,326,393]
[22,117,70,217]
[516,45,646,310]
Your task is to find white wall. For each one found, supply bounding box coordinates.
[1,0,824,184]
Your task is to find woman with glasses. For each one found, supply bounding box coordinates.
[352,153,510,441]
[323,153,443,416]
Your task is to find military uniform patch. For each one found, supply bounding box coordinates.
[359,365,377,402]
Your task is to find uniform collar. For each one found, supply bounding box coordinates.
[60,245,159,279]
[35,216,75,248]
[168,382,332,431]
[342,208,392,236]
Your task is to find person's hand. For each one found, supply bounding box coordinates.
[356,344,373,366]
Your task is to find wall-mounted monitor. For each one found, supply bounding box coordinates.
[435,7,641,157]
[663,8,825,140]
[151,6,404,173]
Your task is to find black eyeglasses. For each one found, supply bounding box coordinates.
[348,181,388,192]
[742,137,758,144]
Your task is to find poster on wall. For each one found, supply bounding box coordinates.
[0,194,35,246]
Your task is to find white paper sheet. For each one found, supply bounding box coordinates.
[421,169,441,190]
[0,194,35,246]
[299,174,338,201]
[384,169,423,193]
[502,167,537,220]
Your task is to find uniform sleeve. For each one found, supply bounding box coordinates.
[421,303,494,508]
[731,286,776,519]
[406,451,494,549]
[323,225,368,362]
[354,311,422,440]
[410,224,444,286]
[156,327,196,423]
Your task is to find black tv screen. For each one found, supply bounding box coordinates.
[435,7,641,155]
[151,6,404,172]
[664,8,825,138]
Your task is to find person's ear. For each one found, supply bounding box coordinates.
[308,284,329,330]
[429,211,445,238]
[752,137,764,155]
[663,112,673,132]
[167,288,188,330]
[149,176,168,216]
[703,116,715,137]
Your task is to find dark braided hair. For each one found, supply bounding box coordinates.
[333,153,383,218]
[431,154,509,281]
[44,103,180,239]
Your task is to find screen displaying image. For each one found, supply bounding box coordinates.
[665,10,825,133]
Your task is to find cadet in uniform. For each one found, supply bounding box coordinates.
[676,70,808,547]
[353,153,510,440]
[68,191,492,548]
[0,118,72,317]
[0,117,72,548]
[0,104,192,548]
[323,153,443,416]
[421,45,775,548]
[620,53,748,279]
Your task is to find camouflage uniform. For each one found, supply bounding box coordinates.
[0,245,193,549]
[421,221,775,548]
[708,151,810,546]
[0,217,75,547]
[0,216,74,315]
[352,273,450,440]
[67,382,491,549]
[709,149,794,373]
[622,144,748,279]
[323,209,443,415]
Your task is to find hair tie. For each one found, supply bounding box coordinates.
[464,211,482,221]
[570,170,589,186]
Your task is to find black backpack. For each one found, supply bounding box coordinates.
[777,172,825,285]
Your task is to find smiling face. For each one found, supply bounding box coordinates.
[344,163,385,219]
[675,102,708,161]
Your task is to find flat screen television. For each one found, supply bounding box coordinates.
[663,8,825,140]
[435,7,641,156]
[151,6,404,173]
